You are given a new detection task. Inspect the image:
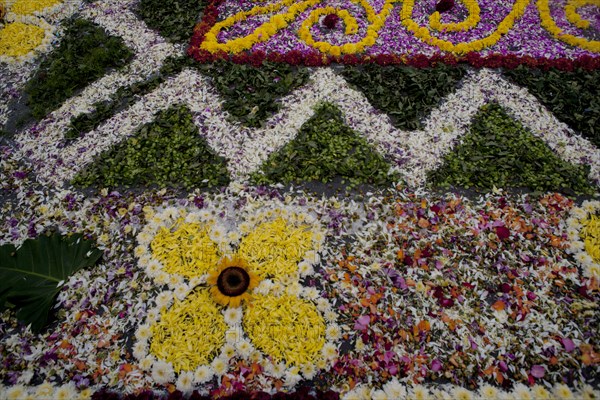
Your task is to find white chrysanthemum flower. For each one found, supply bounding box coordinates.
[146,259,162,277]
[326,324,342,340]
[147,308,160,323]
[151,360,175,384]
[194,365,214,384]
[134,245,147,258]
[284,369,301,387]
[135,324,152,341]
[478,384,499,399]
[249,350,263,364]
[155,291,173,309]
[321,342,338,361]
[513,383,532,400]
[168,274,184,287]
[210,225,227,242]
[236,339,253,358]
[6,385,27,400]
[254,279,273,295]
[221,343,236,359]
[267,362,286,379]
[383,379,406,398]
[581,384,598,400]
[452,387,473,400]
[302,287,319,300]
[554,383,574,400]
[301,363,317,379]
[138,254,152,268]
[176,371,195,393]
[212,357,229,376]
[132,341,148,359]
[271,282,284,296]
[137,231,154,246]
[316,298,330,312]
[226,326,243,343]
[324,309,337,322]
[162,207,179,220]
[569,240,585,252]
[34,382,55,398]
[78,387,93,400]
[410,384,431,400]
[343,389,363,400]
[139,356,154,371]
[155,271,170,285]
[223,307,243,325]
[287,282,302,296]
[174,283,190,301]
[371,389,388,400]
[55,384,77,400]
[531,385,551,399]
[304,250,320,265]
[298,261,314,277]
[184,213,201,223]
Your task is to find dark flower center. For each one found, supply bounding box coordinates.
[217,267,250,297]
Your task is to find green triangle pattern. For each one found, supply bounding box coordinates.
[72,105,230,189]
[427,103,594,194]
[252,102,397,187]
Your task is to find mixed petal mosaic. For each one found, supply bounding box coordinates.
[0,0,599,398]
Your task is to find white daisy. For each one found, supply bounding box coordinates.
[302,287,319,300]
[6,385,27,400]
[298,261,314,277]
[155,291,174,309]
[236,339,253,358]
[321,342,338,361]
[531,385,551,399]
[146,259,162,277]
[173,283,190,301]
[383,379,406,398]
[221,343,236,359]
[151,360,175,384]
[176,371,195,394]
[54,384,77,400]
[451,387,473,400]
[371,389,389,400]
[554,383,574,400]
[132,341,148,360]
[478,384,499,399]
[326,324,342,340]
[513,383,532,400]
[212,357,229,376]
[139,356,154,371]
[223,307,243,325]
[194,365,214,384]
[135,324,152,341]
[34,382,55,398]
[411,384,432,400]
[301,363,317,379]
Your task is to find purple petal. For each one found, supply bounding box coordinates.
[562,337,576,352]
[531,365,545,378]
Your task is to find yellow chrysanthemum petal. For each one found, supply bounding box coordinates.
[150,219,221,279]
[0,22,45,57]
[150,288,226,373]
[243,294,326,366]
[238,217,314,281]
[580,213,600,263]
[10,0,63,15]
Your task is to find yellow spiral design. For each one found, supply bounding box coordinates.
[538,0,599,52]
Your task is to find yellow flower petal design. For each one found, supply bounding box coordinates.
[243,294,326,366]
[150,288,226,372]
[0,22,45,57]
[150,219,221,279]
[10,0,63,15]
[238,217,313,281]
[580,213,600,263]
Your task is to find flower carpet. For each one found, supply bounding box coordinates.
[0,0,600,399]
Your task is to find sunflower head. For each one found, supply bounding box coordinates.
[207,256,259,308]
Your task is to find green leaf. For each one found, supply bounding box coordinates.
[0,233,102,332]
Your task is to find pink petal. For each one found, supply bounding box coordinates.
[562,337,576,352]
[531,365,545,378]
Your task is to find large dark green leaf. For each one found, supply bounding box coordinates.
[0,233,103,332]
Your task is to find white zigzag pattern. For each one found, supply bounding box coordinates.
[15,65,600,189]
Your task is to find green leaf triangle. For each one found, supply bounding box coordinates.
[428,103,595,194]
[252,102,397,187]
[72,105,230,189]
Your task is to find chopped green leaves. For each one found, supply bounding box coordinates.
[428,103,594,194]
[72,105,230,189]
[252,102,397,187]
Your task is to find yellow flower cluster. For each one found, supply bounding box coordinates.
[10,0,62,15]
[151,219,221,279]
[429,0,481,32]
[565,0,598,29]
[238,217,313,281]
[243,294,326,366]
[297,0,395,55]
[580,213,600,263]
[150,289,226,373]
[0,21,45,57]
[401,0,529,54]
[0,0,60,61]
[538,0,600,52]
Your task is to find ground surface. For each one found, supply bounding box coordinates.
[0,0,599,399]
